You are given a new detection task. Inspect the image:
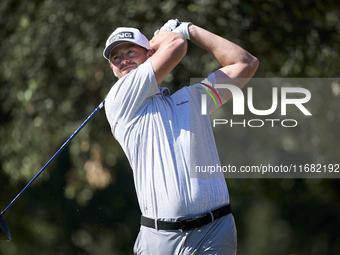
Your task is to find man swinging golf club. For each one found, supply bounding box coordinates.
[103,19,259,254]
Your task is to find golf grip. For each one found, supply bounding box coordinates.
[1,100,105,215]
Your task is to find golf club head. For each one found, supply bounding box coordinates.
[0,214,11,241]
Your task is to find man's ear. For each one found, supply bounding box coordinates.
[147,49,154,58]
[110,62,118,77]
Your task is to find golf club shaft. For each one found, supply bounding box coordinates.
[1,100,105,215]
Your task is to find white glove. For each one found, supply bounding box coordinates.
[160,19,181,31]
[172,21,191,40]
[154,19,180,35]
[154,19,192,40]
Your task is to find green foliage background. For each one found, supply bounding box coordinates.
[1,0,340,254]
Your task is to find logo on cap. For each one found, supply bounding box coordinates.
[109,32,134,44]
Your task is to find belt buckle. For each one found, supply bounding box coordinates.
[178,219,189,232]
[195,215,204,228]
[178,217,197,232]
[178,215,204,231]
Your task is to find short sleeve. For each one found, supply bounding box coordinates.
[104,58,159,133]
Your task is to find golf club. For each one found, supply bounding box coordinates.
[0,100,105,241]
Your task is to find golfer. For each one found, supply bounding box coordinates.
[103,20,258,255]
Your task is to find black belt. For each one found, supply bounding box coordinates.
[140,204,232,231]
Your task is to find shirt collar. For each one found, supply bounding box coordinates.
[159,87,170,96]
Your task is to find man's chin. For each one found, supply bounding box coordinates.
[121,66,137,76]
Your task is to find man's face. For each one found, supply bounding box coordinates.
[109,43,151,79]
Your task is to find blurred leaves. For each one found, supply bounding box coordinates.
[1,0,340,254]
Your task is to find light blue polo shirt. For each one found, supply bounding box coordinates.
[105,58,229,219]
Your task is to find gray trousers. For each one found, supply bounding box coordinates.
[133,214,237,255]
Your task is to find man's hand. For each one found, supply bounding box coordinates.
[154,19,180,35]
[172,21,191,40]
[154,19,192,40]
[149,30,173,52]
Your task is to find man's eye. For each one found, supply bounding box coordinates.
[127,49,135,54]
[112,56,120,62]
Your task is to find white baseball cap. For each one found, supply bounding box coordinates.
[103,27,151,60]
